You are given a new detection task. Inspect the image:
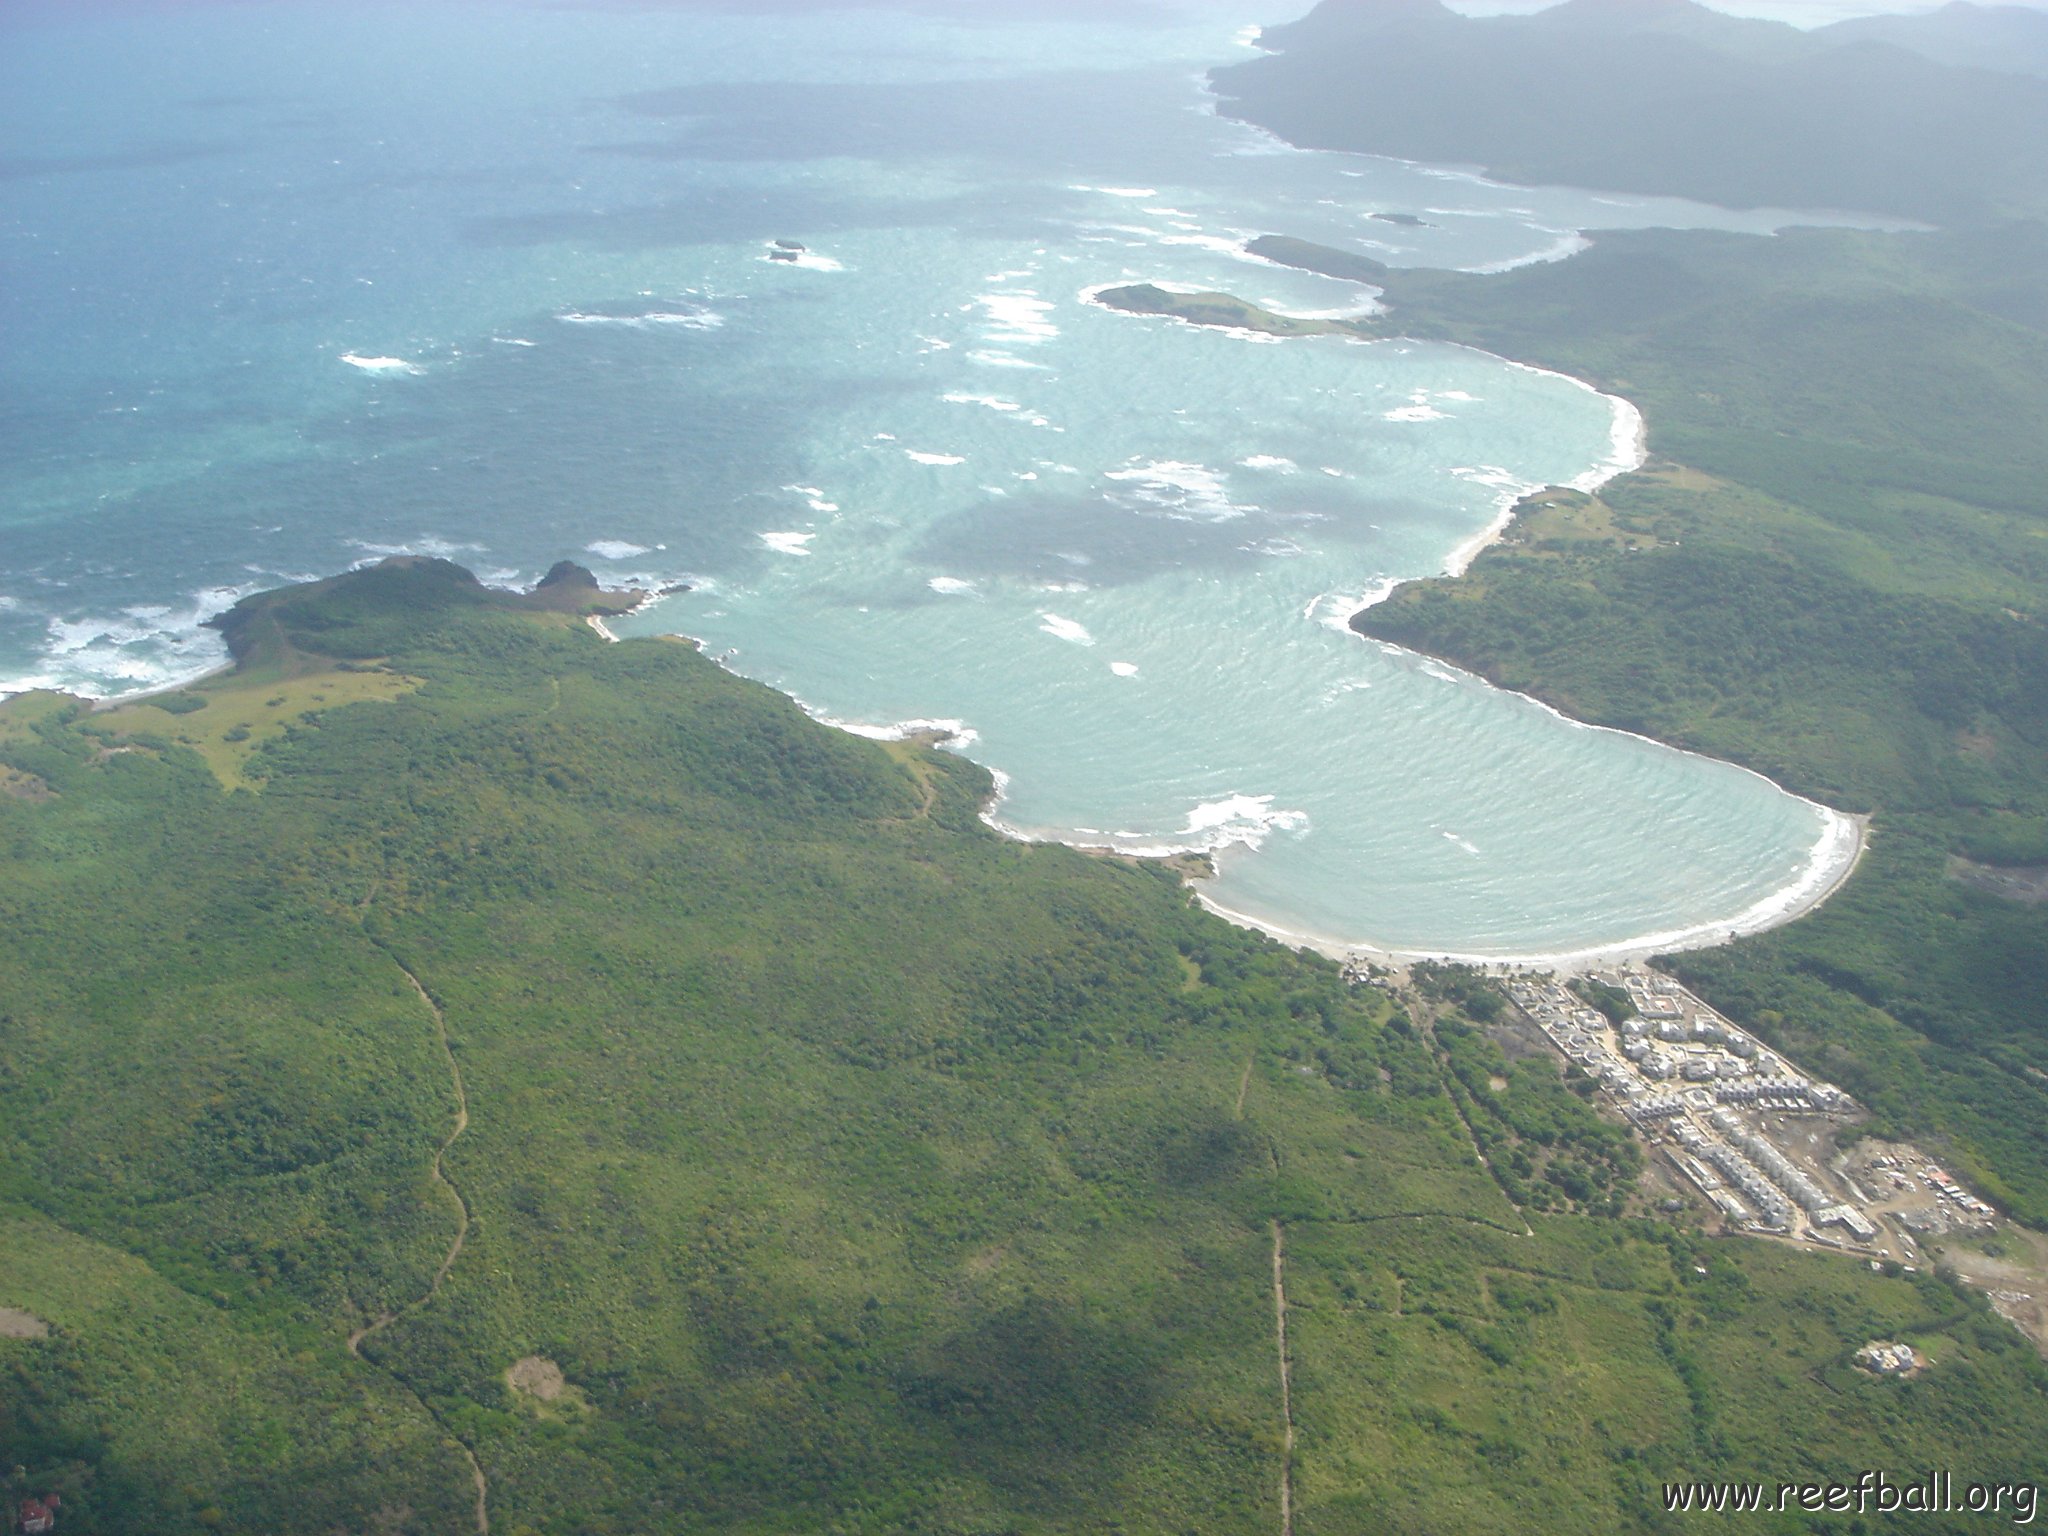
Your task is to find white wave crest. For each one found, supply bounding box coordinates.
[1463,231,1591,275]
[556,308,723,330]
[905,449,966,466]
[759,531,815,556]
[586,540,650,561]
[764,249,845,272]
[1138,794,1309,857]
[1037,613,1093,645]
[18,582,254,700]
[928,577,978,597]
[340,353,422,375]
[819,715,980,749]
[967,350,1050,370]
[346,535,485,562]
[977,292,1059,346]
[1104,459,1250,522]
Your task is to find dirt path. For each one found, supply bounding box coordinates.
[347,959,489,1536]
[1271,1220,1296,1536]
[1235,1055,1256,1119]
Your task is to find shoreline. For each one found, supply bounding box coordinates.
[86,660,236,713]
[1186,809,1870,975]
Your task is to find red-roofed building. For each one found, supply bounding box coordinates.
[18,1494,61,1534]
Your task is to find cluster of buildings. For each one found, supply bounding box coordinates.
[1505,969,1878,1245]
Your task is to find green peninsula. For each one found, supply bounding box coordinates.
[1092,282,1374,339]
[5,560,2044,1531]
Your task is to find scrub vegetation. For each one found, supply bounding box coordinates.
[3,562,2044,1531]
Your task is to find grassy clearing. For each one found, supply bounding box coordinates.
[87,662,421,792]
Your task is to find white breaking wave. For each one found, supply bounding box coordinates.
[1037,613,1093,645]
[340,353,422,374]
[905,449,967,466]
[976,292,1059,346]
[1464,231,1592,275]
[1149,794,1309,857]
[764,249,845,272]
[555,308,723,330]
[942,392,1022,413]
[1104,459,1250,522]
[18,581,255,699]
[586,540,650,561]
[1439,463,1544,578]
[346,535,485,562]
[1385,387,1473,423]
[928,577,978,597]
[967,349,1049,370]
[759,531,815,556]
[1109,661,1140,678]
[824,715,980,749]
[1238,455,1300,473]
[784,484,840,513]
[1307,582,1396,633]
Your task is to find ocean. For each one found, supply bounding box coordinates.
[0,0,1876,961]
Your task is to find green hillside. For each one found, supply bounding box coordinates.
[4,561,2043,1531]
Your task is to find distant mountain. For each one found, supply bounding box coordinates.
[1820,3,2048,79]
[1212,0,2048,223]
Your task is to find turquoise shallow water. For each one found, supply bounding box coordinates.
[0,0,1867,959]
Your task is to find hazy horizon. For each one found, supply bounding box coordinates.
[1448,0,2048,25]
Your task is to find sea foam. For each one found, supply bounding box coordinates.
[556,307,723,330]
[1104,459,1249,522]
[340,353,422,375]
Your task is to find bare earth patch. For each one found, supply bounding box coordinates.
[0,767,56,802]
[507,1356,567,1402]
[0,1307,51,1339]
[1949,857,2048,905]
